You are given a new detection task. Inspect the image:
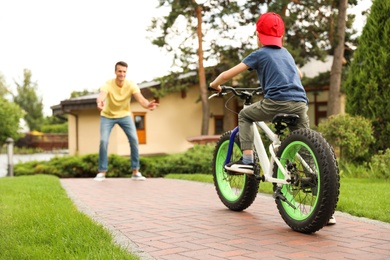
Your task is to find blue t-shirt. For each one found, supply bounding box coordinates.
[242,46,308,103]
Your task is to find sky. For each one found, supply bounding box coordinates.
[0,0,372,116]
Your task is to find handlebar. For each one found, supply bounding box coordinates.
[208,86,263,100]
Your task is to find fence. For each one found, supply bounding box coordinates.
[16,133,68,151]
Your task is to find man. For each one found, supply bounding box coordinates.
[94,61,158,181]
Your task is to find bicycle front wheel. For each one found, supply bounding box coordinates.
[273,128,340,233]
[212,131,260,211]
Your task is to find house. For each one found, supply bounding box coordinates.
[52,58,340,157]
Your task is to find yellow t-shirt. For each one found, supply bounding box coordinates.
[100,79,141,118]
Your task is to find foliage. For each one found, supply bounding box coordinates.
[317,113,374,162]
[0,72,10,97]
[40,123,68,133]
[70,89,97,98]
[14,144,215,178]
[343,0,390,152]
[0,175,138,260]
[149,1,358,70]
[141,144,215,176]
[369,148,390,180]
[40,115,68,133]
[14,155,94,178]
[0,97,24,146]
[13,69,44,131]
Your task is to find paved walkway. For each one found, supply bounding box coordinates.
[60,178,390,260]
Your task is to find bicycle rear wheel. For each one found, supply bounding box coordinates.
[212,131,260,211]
[273,128,340,233]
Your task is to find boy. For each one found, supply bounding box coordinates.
[210,12,308,173]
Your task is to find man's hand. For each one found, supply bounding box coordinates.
[97,100,105,111]
[147,100,159,111]
[96,91,107,111]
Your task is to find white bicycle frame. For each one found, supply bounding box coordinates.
[251,121,291,185]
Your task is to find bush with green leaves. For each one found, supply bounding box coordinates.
[141,144,214,176]
[40,123,68,133]
[317,114,374,162]
[14,144,215,178]
[369,149,390,180]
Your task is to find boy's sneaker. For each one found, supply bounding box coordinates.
[327,215,336,225]
[94,173,106,181]
[224,159,254,174]
[131,172,146,181]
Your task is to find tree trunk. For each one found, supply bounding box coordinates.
[195,4,209,135]
[327,0,347,116]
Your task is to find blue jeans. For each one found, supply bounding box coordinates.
[98,116,139,172]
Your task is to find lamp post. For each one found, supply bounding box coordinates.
[193,0,209,135]
[6,138,14,177]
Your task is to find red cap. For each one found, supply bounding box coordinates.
[256,12,285,48]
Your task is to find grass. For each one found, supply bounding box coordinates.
[165,173,390,223]
[0,175,138,260]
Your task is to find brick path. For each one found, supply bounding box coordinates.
[60,178,390,260]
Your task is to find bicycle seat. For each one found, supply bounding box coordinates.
[272,113,300,126]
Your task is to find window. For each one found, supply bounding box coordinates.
[133,112,146,144]
[214,116,224,135]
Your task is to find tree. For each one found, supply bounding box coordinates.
[0,97,24,146]
[13,69,44,131]
[70,89,96,98]
[0,73,9,97]
[149,0,358,134]
[343,0,390,152]
[327,0,348,116]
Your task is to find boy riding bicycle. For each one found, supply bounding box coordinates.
[209,12,336,225]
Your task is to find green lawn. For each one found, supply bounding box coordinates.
[0,175,138,260]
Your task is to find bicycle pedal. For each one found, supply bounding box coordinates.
[274,190,296,209]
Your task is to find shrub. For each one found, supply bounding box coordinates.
[141,144,215,176]
[317,114,374,162]
[14,144,215,178]
[369,149,390,180]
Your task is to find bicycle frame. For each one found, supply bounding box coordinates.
[225,120,291,185]
[210,86,292,185]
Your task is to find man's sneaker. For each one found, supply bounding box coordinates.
[224,160,254,174]
[94,173,106,181]
[327,215,336,225]
[131,172,146,181]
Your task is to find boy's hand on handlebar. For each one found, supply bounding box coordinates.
[209,83,222,93]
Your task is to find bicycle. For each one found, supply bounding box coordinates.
[209,86,340,234]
